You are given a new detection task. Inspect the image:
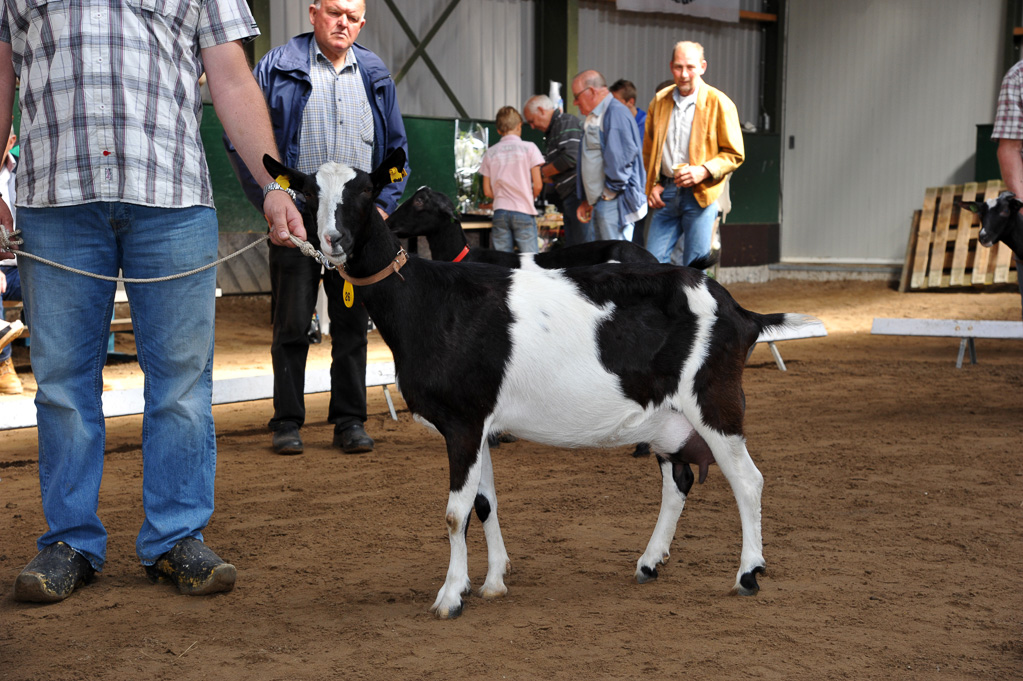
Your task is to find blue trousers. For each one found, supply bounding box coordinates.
[19,203,219,570]
[1,264,21,362]
[645,182,719,266]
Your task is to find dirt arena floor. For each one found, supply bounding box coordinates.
[2,277,1022,681]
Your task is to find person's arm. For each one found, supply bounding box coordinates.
[0,40,15,255]
[602,106,641,193]
[997,138,1023,196]
[202,40,305,246]
[531,165,542,198]
[482,175,494,199]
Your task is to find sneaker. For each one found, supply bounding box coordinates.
[144,537,236,596]
[13,541,96,603]
[0,319,24,352]
[0,356,22,395]
[333,423,374,454]
[271,425,303,455]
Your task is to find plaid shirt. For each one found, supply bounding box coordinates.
[0,0,258,208]
[993,60,1023,141]
[295,40,374,176]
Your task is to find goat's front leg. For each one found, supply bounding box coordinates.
[430,435,485,619]
[636,457,693,583]
[476,442,510,599]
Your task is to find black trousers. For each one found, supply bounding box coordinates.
[268,241,368,433]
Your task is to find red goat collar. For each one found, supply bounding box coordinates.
[452,245,470,263]
[337,248,408,286]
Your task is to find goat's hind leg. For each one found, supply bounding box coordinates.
[430,433,486,619]
[703,430,765,595]
[476,444,510,599]
[636,456,694,583]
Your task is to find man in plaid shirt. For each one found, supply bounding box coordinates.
[0,0,304,603]
[992,60,1023,317]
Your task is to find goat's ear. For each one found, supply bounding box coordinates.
[1010,198,1023,214]
[262,155,316,197]
[959,201,981,215]
[369,148,408,195]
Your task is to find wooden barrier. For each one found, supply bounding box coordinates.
[900,180,1018,292]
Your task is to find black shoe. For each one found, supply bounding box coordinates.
[272,425,303,455]
[14,541,96,603]
[334,423,375,454]
[144,537,236,596]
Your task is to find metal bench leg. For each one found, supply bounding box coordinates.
[968,337,977,365]
[382,385,397,421]
[768,341,787,371]
[956,339,967,369]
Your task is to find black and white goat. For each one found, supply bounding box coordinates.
[961,191,1023,259]
[265,150,820,619]
[388,185,711,459]
[387,185,663,268]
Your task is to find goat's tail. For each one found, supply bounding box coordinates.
[747,312,827,347]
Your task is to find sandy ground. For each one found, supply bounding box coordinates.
[1,277,1022,681]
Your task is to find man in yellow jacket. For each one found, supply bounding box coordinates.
[643,41,744,266]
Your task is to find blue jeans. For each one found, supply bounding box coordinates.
[491,209,539,253]
[19,203,219,570]
[592,195,633,242]
[645,182,719,266]
[1,264,21,362]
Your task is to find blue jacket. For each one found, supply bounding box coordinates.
[576,95,647,225]
[224,33,410,215]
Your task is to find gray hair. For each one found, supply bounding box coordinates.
[524,94,554,115]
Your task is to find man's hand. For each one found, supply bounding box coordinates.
[376,206,389,221]
[577,199,593,224]
[0,200,16,259]
[541,163,558,183]
[648,183,666,209]
[0,268,6,295]
[264,190,306,246]
[675,164,711,188]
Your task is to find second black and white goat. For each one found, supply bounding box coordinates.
[265,150,821,619]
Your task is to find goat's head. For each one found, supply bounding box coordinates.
[387,186,458,239]
[263,149,407,263]
[960,191,1023,248]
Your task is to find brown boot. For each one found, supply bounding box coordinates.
[0,356,23,395]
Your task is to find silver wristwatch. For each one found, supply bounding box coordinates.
[262,180,297,202]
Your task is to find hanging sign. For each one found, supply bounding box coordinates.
[615,0,740,23]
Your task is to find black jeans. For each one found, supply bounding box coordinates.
[268,241,368,433]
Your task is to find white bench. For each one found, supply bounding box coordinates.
[871,318,1023,368]
[748,318,828,371]
[0,362,398,431]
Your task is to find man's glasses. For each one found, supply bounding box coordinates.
[572,86,593,103]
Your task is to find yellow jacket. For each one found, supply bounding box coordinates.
[643,82,745,208]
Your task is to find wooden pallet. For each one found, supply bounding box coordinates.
[899,180,1019,292]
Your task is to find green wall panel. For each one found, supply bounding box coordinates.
[975,124,1000,183]
[728,133,780,225]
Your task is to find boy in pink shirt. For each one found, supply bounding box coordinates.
[480,106,545,253]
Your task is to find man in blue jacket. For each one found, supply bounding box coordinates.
[226,0,409,455]
[572,70,647,242]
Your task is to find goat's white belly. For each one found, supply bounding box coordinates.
[491,268,689,449]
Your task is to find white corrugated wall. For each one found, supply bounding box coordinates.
[577,0,767,126]
[781,0,1006,264]
[266,0,535,119]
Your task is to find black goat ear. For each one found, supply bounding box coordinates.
[959,201,981,215]
[1010,198,1023,214]
[370,148,408,194]
[262,155,314,194]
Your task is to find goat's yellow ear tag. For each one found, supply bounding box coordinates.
[388,167,407,183]
[275,175,291,190]
[343,280,355,308]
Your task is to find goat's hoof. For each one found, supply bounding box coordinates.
[636,565,659,584]
[479,583,508,599]
[731,565,766,596]
[430,601,464,619]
